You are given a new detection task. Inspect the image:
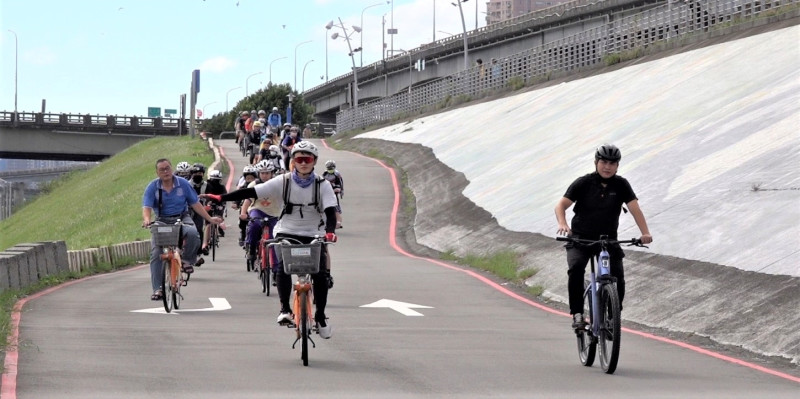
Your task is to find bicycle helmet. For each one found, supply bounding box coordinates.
[208,170,222,180]
[242,165,257,177]
[272,106,278,112]
[258,110,266,116]
[595,144,622,162]
[176,161,191,174]
[291,141,319,158]
[253,120,263,128]
[325,160,336,169]
[191,163,206,174]
[257,161,275,173]
[240,111,249,116]
[268,145,280,156]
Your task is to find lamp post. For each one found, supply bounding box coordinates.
[287,93,295,125]
[329,18,362,109]
[8,30,18,125]
[301,59,315,92]
[269,56,287,85]
[246,72,263,96]
[201,101,217,119]
[453,0,469,70]
[360,2,387,67]
[226,86,241,112]
[325,21,334,82]
[294,40,312,90]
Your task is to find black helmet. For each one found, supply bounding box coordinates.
[191,163,206,174]
[595,144,621,162]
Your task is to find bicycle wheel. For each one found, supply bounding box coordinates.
[161,259,174,313]
[260,243,269,295]
[172,258,182,310]
[576,284,596,367]
[211,225,217,262]
[598,283,621,374]
[299,290,309,366]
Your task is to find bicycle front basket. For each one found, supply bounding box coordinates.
[280,242,322,274]
[150,224,182,247]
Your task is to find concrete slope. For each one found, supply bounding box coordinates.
[358,25,800,277]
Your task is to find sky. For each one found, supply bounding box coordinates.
[0,0,486,118]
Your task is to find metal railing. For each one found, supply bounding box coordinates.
[0,111,188,132]
[336,0,796,132]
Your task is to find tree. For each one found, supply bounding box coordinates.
[200,83,315,137]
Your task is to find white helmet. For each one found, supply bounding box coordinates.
[290,141,318,158]
[268,145,280,154]
[325,160,336,169]
[242,166,257,176]
[208,170,222,180]
[272,106,278,112]
[255,160,269,171]
[176,161,191,173]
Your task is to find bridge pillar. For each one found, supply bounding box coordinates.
[59,114,68,124]
[83,114,91,126]
[107,115,115,127]
[35,112,44,124]
[154,117,163,128]
[131,116,139,128]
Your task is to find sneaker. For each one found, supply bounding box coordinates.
[572,313,587,330]
[194,258,204,267]
[218,229,225,237]
[326,273,334,289]
[201,246,209,256]
[276,311,294,324]
[271,271,277,286]
[317,319,332,339]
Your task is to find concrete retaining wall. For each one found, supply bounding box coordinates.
[0,240,150,293]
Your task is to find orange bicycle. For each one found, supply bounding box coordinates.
[149,221,189,313]
[267,236,331,366]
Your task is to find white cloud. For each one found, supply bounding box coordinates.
[199,56,237,73]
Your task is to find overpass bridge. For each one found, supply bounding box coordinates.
[0,111,186,161]
[304,0,664,122]
[305,0,798,130]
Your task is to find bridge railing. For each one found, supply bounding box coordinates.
[0,111,187,133]
[336,0,796,132]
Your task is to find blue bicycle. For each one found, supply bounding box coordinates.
[556,235,647,374]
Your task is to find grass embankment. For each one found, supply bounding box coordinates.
[0,136,214,250]
[0,136,215,358]
[441,249,543,296]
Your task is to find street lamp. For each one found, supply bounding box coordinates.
[294,40,312,90]
[329,18,362,109]
[226,86,241,112]
[269,56,287,85]
[301,59,315,92]
[360,2,388,67]
[452,0,469,70]
[201,101,217,119]
[8,30,18,125]
[246,72,263,96]
[287,93,296,124]
[325,21,334,82]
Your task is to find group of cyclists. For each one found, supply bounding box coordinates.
[141,106,345,339]
[143,132,651,341]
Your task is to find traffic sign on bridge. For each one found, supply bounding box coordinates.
[147,107,161,117]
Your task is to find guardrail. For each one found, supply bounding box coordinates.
[0,111,188,132]
[336,0,797,132]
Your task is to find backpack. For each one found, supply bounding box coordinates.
[279,173,325,227]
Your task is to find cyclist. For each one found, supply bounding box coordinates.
[142,159,222,300]
[280,125,301,170]
[203,141,338,339]
[264,144,285,175]
[257,109,267,126]
[322,160,344,229]
[241,161,281,276]
[267,106,282,130]
[234,111,249,145]
[234,166,259,247]
[189,163,208,253]
[201,169,228,254]
[248,121,263,165]
[175,161,192,180]
[554,144,653,330]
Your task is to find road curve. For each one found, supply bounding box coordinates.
[3,139,798,398]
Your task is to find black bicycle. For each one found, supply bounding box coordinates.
[556,235,647,374]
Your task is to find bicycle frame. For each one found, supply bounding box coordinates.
[584,248,611,338]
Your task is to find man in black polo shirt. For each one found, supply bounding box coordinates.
[554,144,653,329]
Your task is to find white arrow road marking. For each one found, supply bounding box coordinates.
[130,298,231,315]
[360,299,433,316]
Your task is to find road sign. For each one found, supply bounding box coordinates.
[387,28,398,34]
[147,107,161,117]
[164,108,177,115]
[360,299,432,316]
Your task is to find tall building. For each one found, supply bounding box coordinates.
[485,0,573,25]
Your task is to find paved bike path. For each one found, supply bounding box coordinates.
[10,139,798,398]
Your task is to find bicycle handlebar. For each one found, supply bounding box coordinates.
[264,235,335,247]
[556,236,648,248]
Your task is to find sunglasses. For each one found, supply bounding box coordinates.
[293,156,314,165]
